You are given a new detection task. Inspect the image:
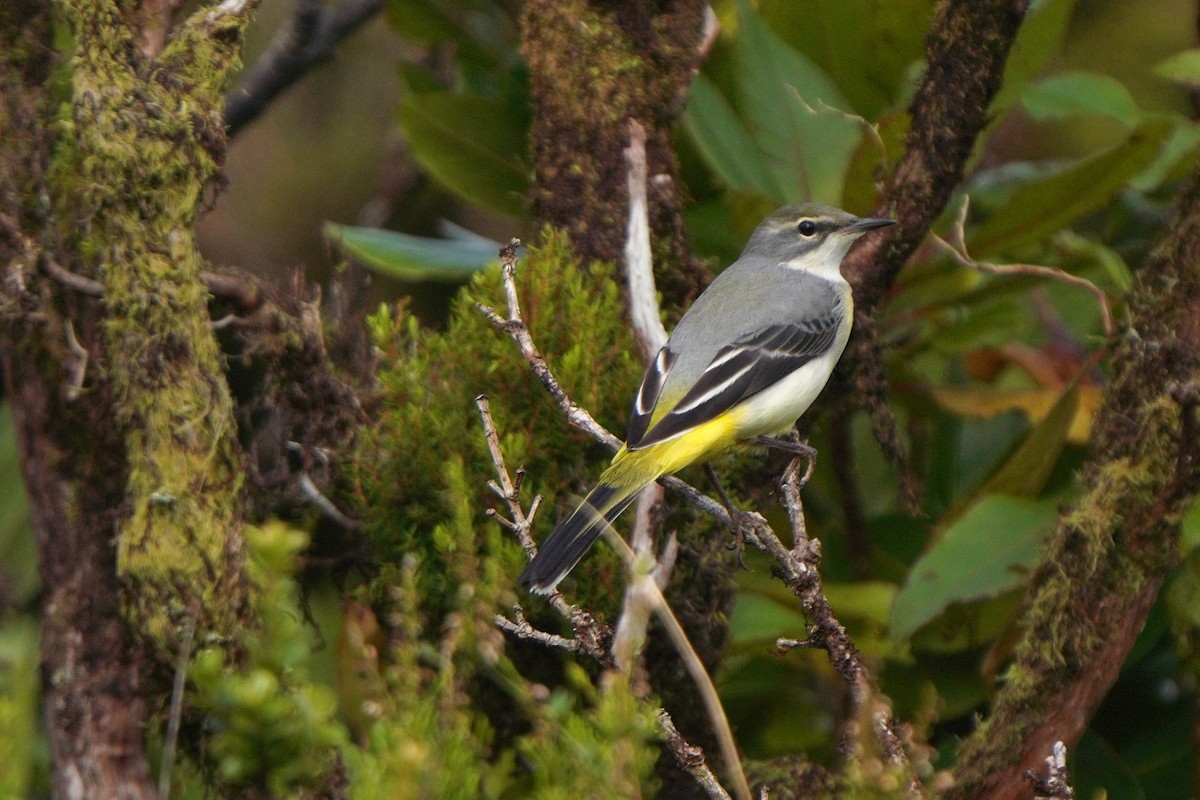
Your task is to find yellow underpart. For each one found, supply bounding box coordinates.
[600,407,746,492]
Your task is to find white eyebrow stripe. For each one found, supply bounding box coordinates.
[671,362,754,415]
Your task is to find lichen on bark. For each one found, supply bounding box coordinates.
[521,0,710,306]
[52,0,260,650]
[946,164,1200,800]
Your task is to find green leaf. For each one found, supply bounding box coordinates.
[891,495,1057,642]
[396,91,529,217]
[1130,121,1200,192]
[324,223,498,283]
[1022,71,1140,126]
[988,0,1082,119]
[759,0,933,119]
[1073,729,1147,800]
[385,0,514,72]
[1154,49,1200,85]
[824,581,899,628]
[967,117,1176,257]
[732,0,861,204]
[1182,500,1200,556]
[0,618,39,800]
[973,380,1080,500]
[0,404,35,607]
[729,588,807,644]
[682,76,787,200]
[841,110,909,214]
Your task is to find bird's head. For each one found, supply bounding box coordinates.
[744,203,895,275]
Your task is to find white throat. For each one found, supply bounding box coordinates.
[783,234,860,278]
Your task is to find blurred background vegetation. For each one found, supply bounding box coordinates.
[5,0,1200,797]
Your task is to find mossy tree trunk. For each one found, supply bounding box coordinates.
[520,5,740,795]
[945,162,1200,800]
[1,0,259,796]
[522,0,712,306]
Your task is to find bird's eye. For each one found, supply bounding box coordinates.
[797,219,816,236]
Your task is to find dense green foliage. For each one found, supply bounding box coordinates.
[5,0,1200,797]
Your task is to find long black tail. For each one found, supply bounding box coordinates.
[518,483,638,594]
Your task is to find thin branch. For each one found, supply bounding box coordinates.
[42,257,102,297]
[775,461,914,788]
[659,709,734,800]
[62,318,88,402]
[930,197,1113,336]
[476,394,613,664]
[158,612,196,799]
[477,240,622,451]
[624,119,667,362]
[495,606,583,656]
[297,472,360,530]
[1024,741,1074,800]
[223,0,384,137]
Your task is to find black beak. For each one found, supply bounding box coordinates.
[848,216,896,232]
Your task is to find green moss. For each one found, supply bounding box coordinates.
[50,0,257,650]
[517,672,660,798]
[521,0,705,272]
[189,522,348,797]
[0,619,40,800]
[354,230,641,618]
[343,433,661,799]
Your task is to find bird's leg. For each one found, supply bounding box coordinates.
[703,463,752,569]
[754,433,818,485]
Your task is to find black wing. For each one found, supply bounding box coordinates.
[628,318,840,450]
[625,345,677,446]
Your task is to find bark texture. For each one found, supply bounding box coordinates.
[53,0,257,651]
[1,1,260,796]
[946,165,1200,800]
[522,0,710,306]
[844,0,1030,310]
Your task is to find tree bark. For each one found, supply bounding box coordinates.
[946,163,1200,800]
[1,1,261,796]
[522,0,711,306]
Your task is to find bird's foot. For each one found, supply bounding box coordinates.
[723,509,759,570]
[754,434,817,484]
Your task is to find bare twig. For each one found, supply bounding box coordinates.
[202,270,264,314]
[158,611,196,799]
[223,0,384,137]
[477,394,543,555]
[477,394,613,664]
[1025,741,1073,800]
[478,240,622,451]
[62,318,88,402]
[659,708,734,800]
[42,257,102,297]
[931,197,1114,336]
[297,473,360,530]
[495,605,583,656]
[776,461,915,790]
[624,119,667,361]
